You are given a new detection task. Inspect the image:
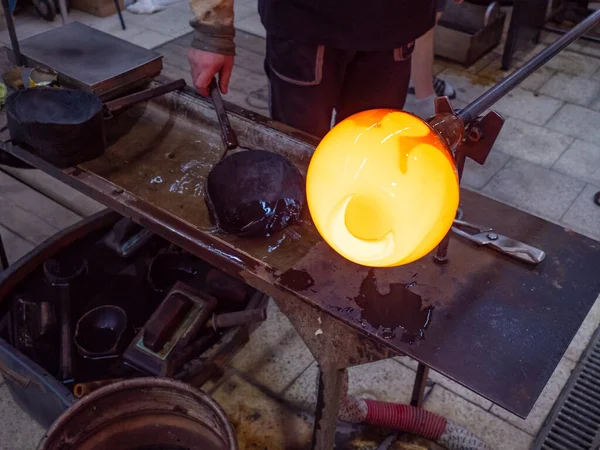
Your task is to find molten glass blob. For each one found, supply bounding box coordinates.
[306,109,460,267]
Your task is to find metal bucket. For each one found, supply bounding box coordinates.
[37,377,238,450]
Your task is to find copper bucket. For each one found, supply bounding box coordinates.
[37,378,238,450]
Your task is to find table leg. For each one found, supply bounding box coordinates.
[0,233,8,272]
[114,0,126,30]
[410,363,430,408]
[312,365,345,450]
[0,0,22,66]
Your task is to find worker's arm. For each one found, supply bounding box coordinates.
[188,0,235,96]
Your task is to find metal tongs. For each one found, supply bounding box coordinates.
[452,219,546,265]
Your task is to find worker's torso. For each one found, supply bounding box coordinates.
[258,0,436,51]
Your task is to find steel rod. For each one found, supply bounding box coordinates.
[1,0,22,66]
[459,9,600,123]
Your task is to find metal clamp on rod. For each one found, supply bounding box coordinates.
[433,9,600,264]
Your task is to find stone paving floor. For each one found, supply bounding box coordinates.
[0,2,599,450]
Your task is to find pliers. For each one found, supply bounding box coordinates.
[452,219,546,265]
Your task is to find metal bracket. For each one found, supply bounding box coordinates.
[457,110,505,167]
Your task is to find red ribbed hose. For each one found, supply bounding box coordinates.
[364,399,447,441]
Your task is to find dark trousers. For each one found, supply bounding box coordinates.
[265,35,414,138]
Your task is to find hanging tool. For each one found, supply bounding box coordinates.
[452,219,546,265]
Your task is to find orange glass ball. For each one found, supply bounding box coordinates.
[306,109,460,267]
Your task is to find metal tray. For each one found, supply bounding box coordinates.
[7,22,163,100]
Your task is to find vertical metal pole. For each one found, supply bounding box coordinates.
[1,0,22,66]
[114,0,126,30]
[312,365,345,450]
[434,149,466,264]
[57,0,69,24]
[410,363,430,408]
[0,233,8,271]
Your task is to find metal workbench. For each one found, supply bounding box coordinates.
[2,77,600,449]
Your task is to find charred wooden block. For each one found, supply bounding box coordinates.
[143,292,192,352]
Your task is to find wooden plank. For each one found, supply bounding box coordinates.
[0,195,59,245]
[0,171,81,230]
[0,224,35,265]
[0,166,106,217]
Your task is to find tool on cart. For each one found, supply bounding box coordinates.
[123,282,217,376]
[206,308,267,330]
[5,79,185,168]
[102,217,154,258]
[11,296,55,354]
[206,79,305,237]
[43,254,87,382]
[74,305,128,359]
[73,378,124,398]
[452,219,546,264]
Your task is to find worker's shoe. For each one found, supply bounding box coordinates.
[408,76,456,100]
[433,76,456,99]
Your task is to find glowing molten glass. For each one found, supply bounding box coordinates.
[306,109,460,267]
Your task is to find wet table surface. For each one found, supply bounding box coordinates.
[5,87,600,419]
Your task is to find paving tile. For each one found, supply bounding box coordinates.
[579,40,600,58]
[546,103,600,144]
[0,15,57,44]
[88,19,147,41]
[553,139,600,186]
[129,7,192,38]
[426,386,534,450]
[347,359,416,404]
[544,49,600,78]
[540,32,586,52]
[491,357,576,435]
[128,29,174,49]
[281,361,319,412]
[235,13,265,39]
[461,149,511,190]
[433,61,447,76]
[283,358,417,413]
[519,66,556,93]
[395,356,419,370]
[490,117,573,168]
[492,88,564,126]
[561,184,600,241]
[233,1,258,24]
[229,298,314,393]
[0,383,46,450]
[428,370,493,410]
[482,157,585,220]
[563,294,600,363]
[467,51,502,76]
[539,72,600,107]
[211,374,314,450]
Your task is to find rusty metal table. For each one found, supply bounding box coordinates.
[2,81,600,449]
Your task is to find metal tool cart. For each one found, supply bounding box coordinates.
[0,9,599,450]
